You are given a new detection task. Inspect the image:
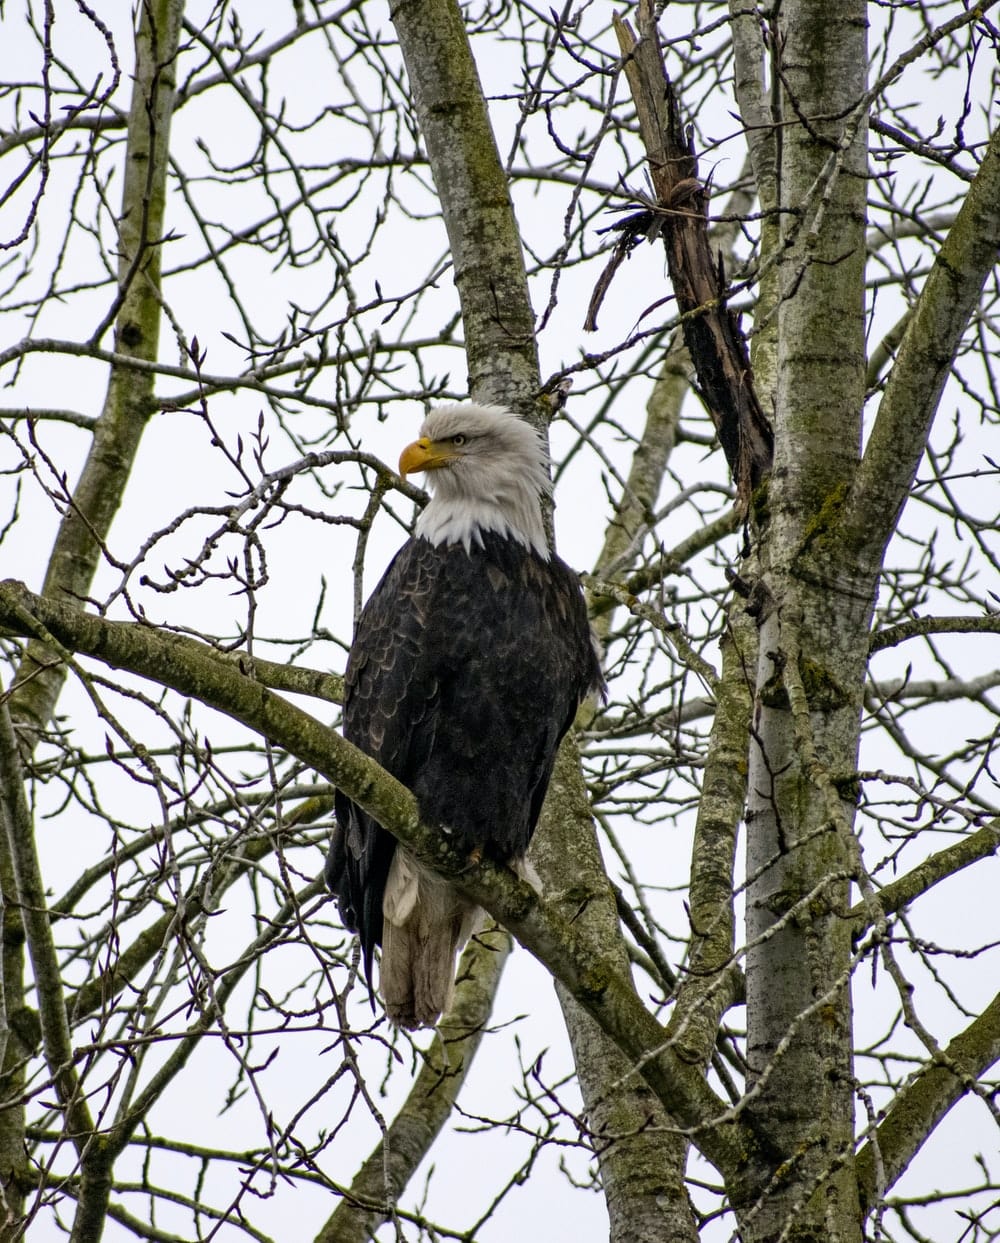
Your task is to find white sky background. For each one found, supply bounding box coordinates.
[0,1,998,1240]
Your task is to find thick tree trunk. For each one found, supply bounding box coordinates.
[740,4,870,1239]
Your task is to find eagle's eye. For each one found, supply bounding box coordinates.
[451,434,467,447]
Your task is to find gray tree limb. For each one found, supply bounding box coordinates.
[842,122,1000,570]
[0,578,756,1182]
[389,0,539,416]
[315,929,511,1243]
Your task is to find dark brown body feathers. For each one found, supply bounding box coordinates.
[325,529,601,1027]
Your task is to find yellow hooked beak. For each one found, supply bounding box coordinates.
[398,437,456,476]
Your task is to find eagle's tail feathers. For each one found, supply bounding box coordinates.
[381,849,482,1029]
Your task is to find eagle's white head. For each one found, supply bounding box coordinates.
[399,403,551,559]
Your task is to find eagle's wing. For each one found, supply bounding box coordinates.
[325,537,441,982]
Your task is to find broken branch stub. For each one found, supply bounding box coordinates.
[598,0,773,504]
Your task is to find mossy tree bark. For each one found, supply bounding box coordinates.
[739,4,871,1239]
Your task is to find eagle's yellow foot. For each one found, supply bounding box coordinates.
[456,845,483,873]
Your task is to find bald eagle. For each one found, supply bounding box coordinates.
[324,403,603,1029]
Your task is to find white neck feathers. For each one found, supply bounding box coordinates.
[416,493,549,559]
